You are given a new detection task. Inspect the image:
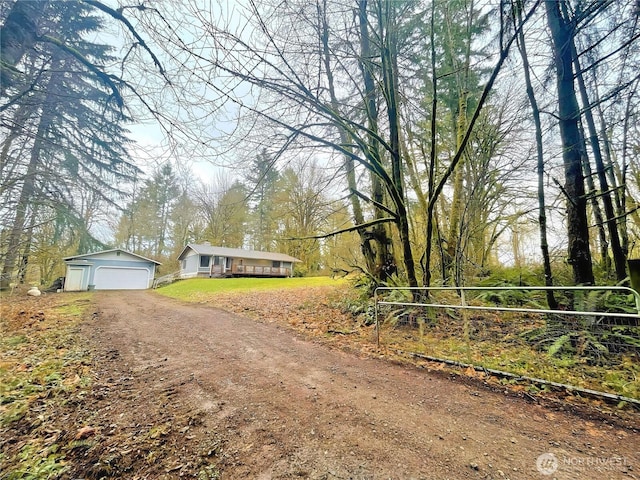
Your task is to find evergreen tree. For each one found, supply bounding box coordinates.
[545,0,594,285]
[114,164,180,259]
[217,181,249,248]
[245,149,279,251]
[1,1,139,286]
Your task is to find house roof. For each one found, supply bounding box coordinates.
[178,244,301,263]
[63,249,162,265]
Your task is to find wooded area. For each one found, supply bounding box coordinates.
[1,0,640,300]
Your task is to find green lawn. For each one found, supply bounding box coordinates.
[155,276,346,302]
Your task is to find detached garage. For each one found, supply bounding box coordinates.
[63,249,161,291]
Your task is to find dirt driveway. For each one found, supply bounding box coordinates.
[82,290,638,479]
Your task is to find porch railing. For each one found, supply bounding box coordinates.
[233,265,290,276]
[209,264,291,276]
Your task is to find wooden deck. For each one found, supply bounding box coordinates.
[209,265,291,277]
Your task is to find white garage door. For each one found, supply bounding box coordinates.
[94,267,150,290]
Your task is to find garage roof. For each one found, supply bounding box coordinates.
[63,249,162,264]
[178,244,300,263]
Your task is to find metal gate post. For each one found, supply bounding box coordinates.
[461,289,471,363]
[375,288,380,347]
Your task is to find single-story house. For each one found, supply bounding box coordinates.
[177,243,300,278]
[63,249,161,291]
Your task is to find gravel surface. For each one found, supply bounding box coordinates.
[76,290,639,479]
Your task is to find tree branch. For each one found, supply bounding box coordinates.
[349,188,398,219]
[39,34,124,108]
[285,217,396,240]
[81,0,169,82]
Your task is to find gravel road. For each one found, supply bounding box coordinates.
[88,290,639,479]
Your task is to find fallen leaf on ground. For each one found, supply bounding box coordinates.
[75,425,96,439]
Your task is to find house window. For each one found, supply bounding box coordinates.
[213,256,221,266]
[181,260,186,270]
[272,261,281,268]
[200,256,210,268]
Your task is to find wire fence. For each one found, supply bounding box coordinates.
[374,286,640,404]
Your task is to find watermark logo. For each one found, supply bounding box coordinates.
[536,452,629,475]
[536,453,559,475]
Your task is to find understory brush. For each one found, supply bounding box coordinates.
[364,269,640,401]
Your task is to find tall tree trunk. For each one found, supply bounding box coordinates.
[594,82,628,258]
[403,126,428,217]
[1,101,54,286]
[619,87,636,256]
[446,93,469,286]
[442,0,473,286]
[17,215,36,284]
[515,1,557,309]
[424,0,438,289]
[579,122,610,271]
[545,0,594,285]
[1,62,63,287]
[424,0,540,287]
[378,0,419,291]
[572,47,627,281]
[318,0,376,275]
[0,105,34,189]
[358,0,393,281]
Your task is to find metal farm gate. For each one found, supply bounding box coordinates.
[374,286,640,405]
